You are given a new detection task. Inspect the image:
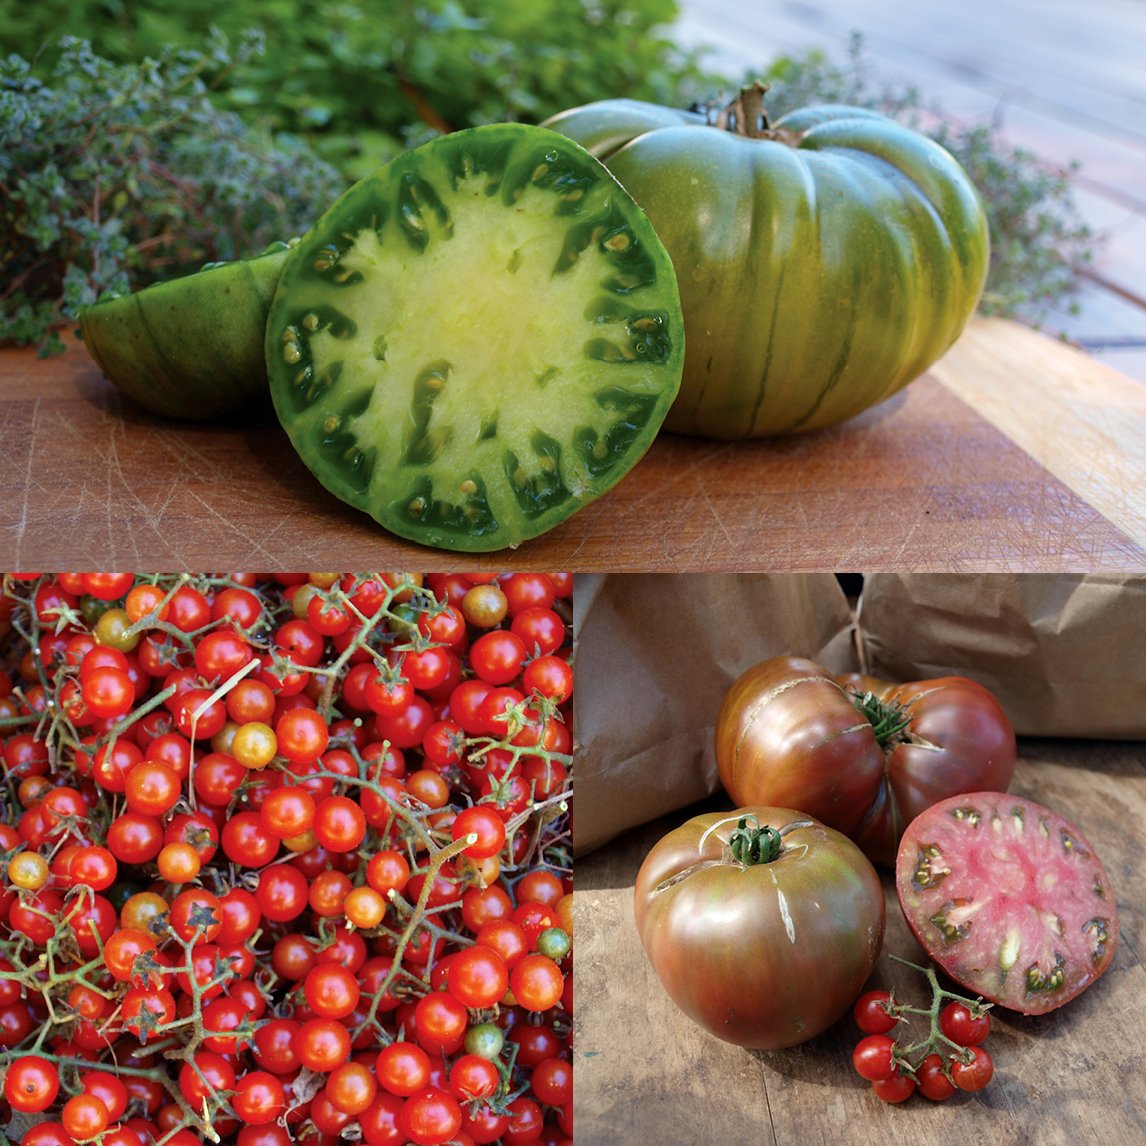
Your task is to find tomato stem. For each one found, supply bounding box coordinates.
[885,953,993,1075]
[728,816,784,865]
[714,81,773,139]
[849,690,914,749]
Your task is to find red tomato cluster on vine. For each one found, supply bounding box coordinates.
[0,571,574,1146]
[851,987,994,1104]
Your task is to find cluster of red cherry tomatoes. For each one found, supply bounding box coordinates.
[851,981,994,1103]
[0,572,573,1146]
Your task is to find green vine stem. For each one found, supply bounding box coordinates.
[886,953,994,1077]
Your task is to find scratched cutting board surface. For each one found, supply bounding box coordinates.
[2,317,1145,570]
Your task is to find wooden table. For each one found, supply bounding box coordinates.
[573,742,1146,1146]
[4,317,1145,570]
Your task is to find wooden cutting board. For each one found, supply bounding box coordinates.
[2,317,1144,570]
[574,741,1146,1146]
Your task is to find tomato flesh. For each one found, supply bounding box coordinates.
[896,792,1118,1014]
[266,123,683,552]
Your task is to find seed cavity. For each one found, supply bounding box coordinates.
[322,415,341,434]
[950,807,982,827]
[459,479,477,495]
[912,844,949,890]
[998,927,1021,971]
[1025,953,1066,995]
[1083,918,1110,962]
[1061,829,1089,858]
[312,246,339,273]
[929,898,972,945]
[603,230,631,252]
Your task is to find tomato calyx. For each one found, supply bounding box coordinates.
[727,815,785,866]
[651,813,814,896]
[849,689,914,750]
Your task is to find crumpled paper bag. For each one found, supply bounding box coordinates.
[857,574,1146,738]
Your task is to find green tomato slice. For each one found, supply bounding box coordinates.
[265,123,684,552]
[80,244,291,421]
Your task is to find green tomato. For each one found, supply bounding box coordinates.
[543,87,990,438]
[265,122,684,552]
[80,243,292,421]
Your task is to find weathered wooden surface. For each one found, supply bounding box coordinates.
[675,0,1146,383]
[572,743,1146,1146]
[4,317,1145,570]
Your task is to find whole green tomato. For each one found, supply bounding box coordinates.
[543,84,990,438]
[633,807,885,1049]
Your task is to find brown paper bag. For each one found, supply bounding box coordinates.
[857,574,1146,738]
[572,573,856,857]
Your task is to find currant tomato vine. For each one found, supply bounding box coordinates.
[0,572,574,1146]
[851,955,996,1105]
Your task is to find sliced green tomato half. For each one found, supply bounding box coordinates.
[80,244,292,421]
[265,124,684,552]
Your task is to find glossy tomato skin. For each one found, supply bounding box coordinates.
[544,97,989,439]
[81,245,291,421]
[715,657,1016,866]
[633,806,884,1050]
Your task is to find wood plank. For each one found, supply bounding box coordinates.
[573,743,1146,1146]
[678,0,1146,122]
[928,317,1146,547]
[1070,186,1146,308]
[2,325,1143,570]
[1033,280,1146,345]
[1092,347,1146,382]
